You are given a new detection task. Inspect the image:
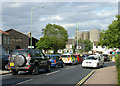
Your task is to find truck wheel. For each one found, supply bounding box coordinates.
[32,65,39,75]
[11,69,18,75]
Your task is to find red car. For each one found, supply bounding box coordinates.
[74,54,83,63]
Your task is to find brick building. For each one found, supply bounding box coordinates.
[5,29,38,53]
[0,30,9,55]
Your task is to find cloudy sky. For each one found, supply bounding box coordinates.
[1,1,118,39]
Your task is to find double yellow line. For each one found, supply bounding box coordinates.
[75,70,95,86]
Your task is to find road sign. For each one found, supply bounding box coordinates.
[28,46,34,48]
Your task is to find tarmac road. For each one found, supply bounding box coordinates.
[1,62,115,86]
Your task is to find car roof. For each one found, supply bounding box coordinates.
[88,55,99,57]
[62,53,73,55]
[47,55,60,56]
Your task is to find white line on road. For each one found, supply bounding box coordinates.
[12,79,33,86]
[46,70,59,75]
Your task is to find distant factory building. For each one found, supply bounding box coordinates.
[83,31,89,40]
[75,29,100,42]
[90,29,100,42]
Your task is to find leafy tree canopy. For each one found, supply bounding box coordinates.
[36,24,68,53]
[99,15,120,48]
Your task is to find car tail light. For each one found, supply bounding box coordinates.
[54,60,56,63]
[18,49,24,50]
[68,58,70,60]
[28,54,31,57]
[28,65,31,67]
[105,57,107,58]
[9,55,11,60]
[28,54,31,63]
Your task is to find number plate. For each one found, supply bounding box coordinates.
[10,62,14,66]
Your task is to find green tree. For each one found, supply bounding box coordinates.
[36,36,54,52]
[82,39,93,52]
[36,24,68,53]
[99,15,120,48]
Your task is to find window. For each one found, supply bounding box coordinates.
[35,50,40,57]
[70,45,72,48]
[8,37,9,44]
[4,36,7,44]
[96,46,98,48]
[56,56,60,61]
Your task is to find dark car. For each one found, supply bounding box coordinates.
[103,54,109,61]
[82,54,89,60]
[0,55,9,69]
[7,49,51,75]
[47,54,64,68]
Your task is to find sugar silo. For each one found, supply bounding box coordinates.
[83,31,89,40]
[90,29,100,42]
[78,32,84,41]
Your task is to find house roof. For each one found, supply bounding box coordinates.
[5,29,38,40]
[0,30,8,35]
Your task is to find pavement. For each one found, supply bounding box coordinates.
[0,70,11,75]
[84,66,117,85]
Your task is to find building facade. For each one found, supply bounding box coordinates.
[0,30,9,55]
[58,39,74,54]
[5,29,38,53]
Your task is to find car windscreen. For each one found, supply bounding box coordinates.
[49,56,54,60]
[61,55,69,58]
[82,54,88,57]
[86,56,97,60]
[11,50,28,57]
[103,55,108,57]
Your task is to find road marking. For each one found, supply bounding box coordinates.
[12,79,33,86]
[75,70,95,86]
[46,70,59,75]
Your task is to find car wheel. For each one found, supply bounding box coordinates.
[55,64,59,69]
[96,64,99,69]
[46,64,51,72]
[32,65,39,75]
[61,64,64,68]
[11,69,18,75]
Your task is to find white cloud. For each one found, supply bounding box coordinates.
[61,24,75,28]
[8,3,24,7]
[51,16,63,21]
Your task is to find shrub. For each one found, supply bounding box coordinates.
[115,54,120,85]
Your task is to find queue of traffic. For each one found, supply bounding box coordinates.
[1,49,110,75]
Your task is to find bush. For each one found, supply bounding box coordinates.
[115,54,120,85]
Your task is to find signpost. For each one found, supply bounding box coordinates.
[28,46,34,49]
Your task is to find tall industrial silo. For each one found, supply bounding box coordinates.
[83,31,89,40]
[90,29,100,42]
[78,32,84,41]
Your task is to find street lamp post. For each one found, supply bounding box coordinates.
[30,5,44,48]
[76,27,78,54]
